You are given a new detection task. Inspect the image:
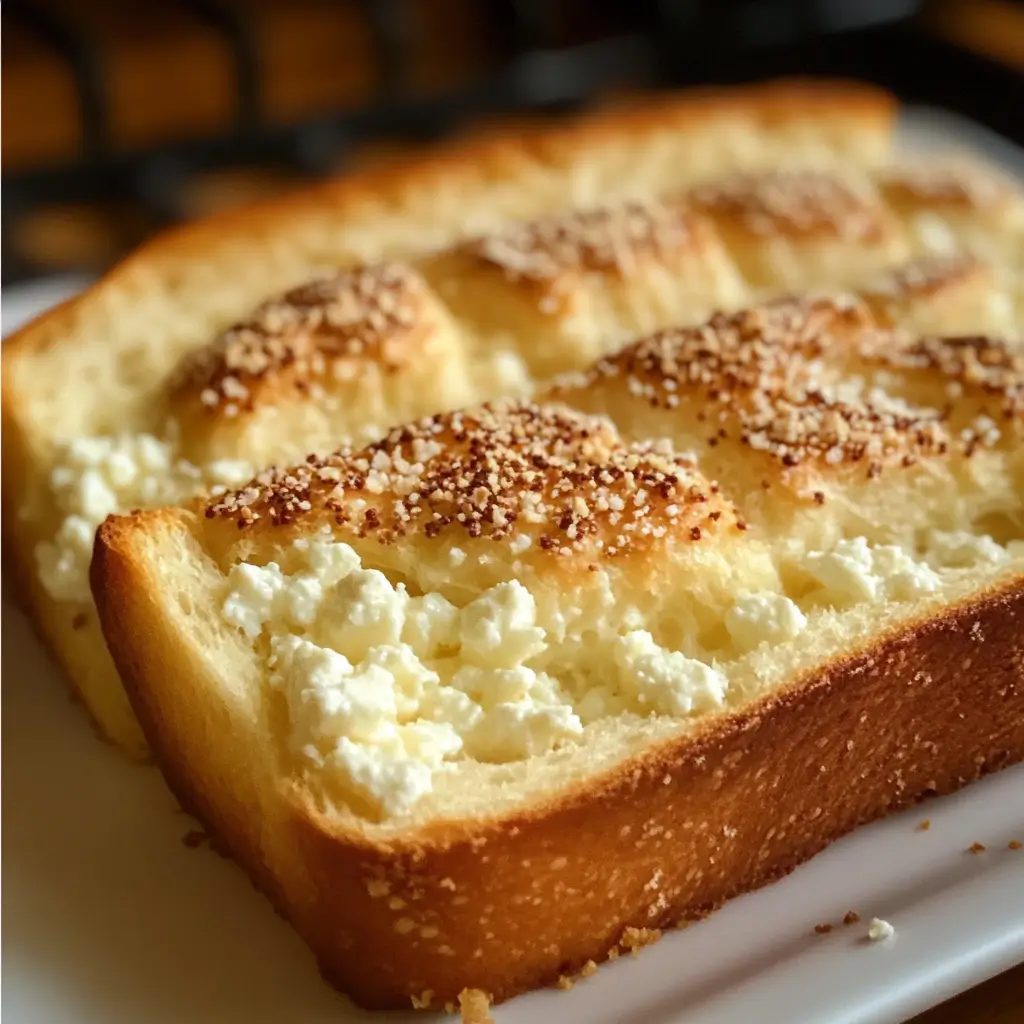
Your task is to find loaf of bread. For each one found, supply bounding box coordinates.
[6,78,1024,1012]
[3,79,909,756]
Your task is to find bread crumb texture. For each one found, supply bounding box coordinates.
[457,988,494,1024]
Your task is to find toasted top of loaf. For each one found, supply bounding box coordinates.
[689,170,893,241]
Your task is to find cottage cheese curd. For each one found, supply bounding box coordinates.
[35,432,251,604]
[220,539,736,814]
[725,593,808,651]
[221,529,1014,816]
[803,537,941,604]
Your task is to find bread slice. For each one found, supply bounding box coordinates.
[92,284,1024,1009]
[2,79,907,756]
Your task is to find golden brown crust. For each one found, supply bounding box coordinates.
[689,171,890,242]
[861,332,1024,423]
[554,298,952,484]
[93,512,1024,1010]
[0,78,895,367]
[878,160,1018,213]
[458,200,701,291]
[859,254,986,306]
[172,263,434,419]
[201,400,738,560]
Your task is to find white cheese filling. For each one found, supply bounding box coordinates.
[34,432,252,604]
[219,530,1007,817]
[222,538,728,815]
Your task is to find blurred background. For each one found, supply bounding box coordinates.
[3,0,1024,286]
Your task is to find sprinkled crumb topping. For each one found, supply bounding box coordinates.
[689,170,887,240]
[572,299,946,476]
[739,386,947,473]
[462,200,698,285]
[879,160,1014,210]
[179,263,427,416]
[206,401,737,556]
[859,255,984,303]
[582,299,869,401]
[863,334,1024,423]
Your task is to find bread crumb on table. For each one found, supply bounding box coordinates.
[814,923,833,934]
[867,918,896,942]
[410,989,434,1010]
[1008,840,1021,851]
[843,910,861,926]
[619,926,662,957]
[556,959,599,990]
[916,819,931,832]
[968,841,987,854]
[458,988,493,1024]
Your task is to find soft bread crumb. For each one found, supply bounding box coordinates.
[867,917,896,942]
[620,926,662,957]
[556,958,599,990]
[410,989,434,1010]
[458,988,493,1024]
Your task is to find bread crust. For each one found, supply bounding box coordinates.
[93,512,1024,1010]
[0,78,896,754]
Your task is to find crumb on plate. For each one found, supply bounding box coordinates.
[458,988,493,1024]
[410,989,434,1010]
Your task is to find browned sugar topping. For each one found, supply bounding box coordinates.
[865,334,1024,422]
[180,263,426,416]
[581,300,948,476]
[740,386,947,472]
[463,200,697,286]
[586,299,868,401]
[859,256,985,304]
[879,160,1014,210]
[689,171,887,240]
[206,401,736,557]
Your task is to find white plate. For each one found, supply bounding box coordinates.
[4,108,1024,1024]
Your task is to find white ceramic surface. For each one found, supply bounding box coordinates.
[4,109,1024,1024]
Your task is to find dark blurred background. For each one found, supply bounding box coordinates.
[3,0,1024,285]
